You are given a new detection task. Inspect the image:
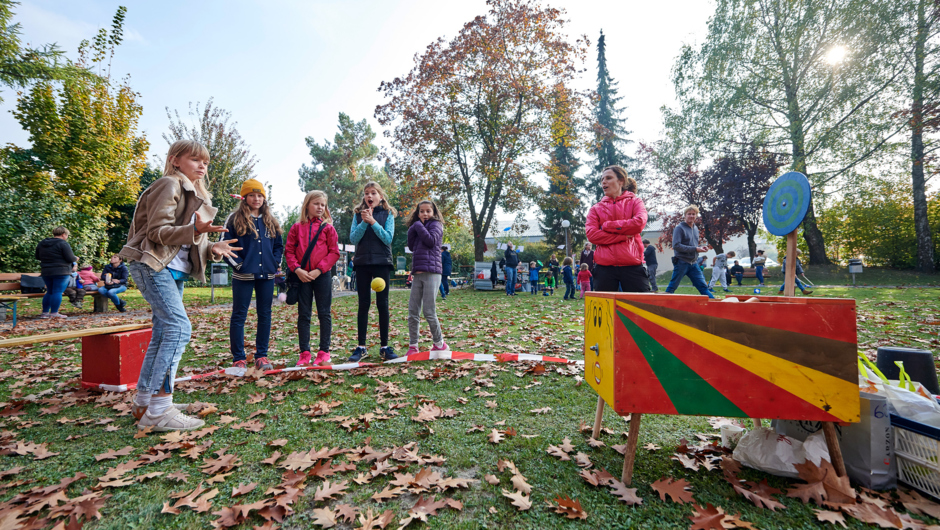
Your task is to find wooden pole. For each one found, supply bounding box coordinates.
[0,323,151,348]
[592,396,605,439]
[783,230,798,297]
[821,422,847,477]
[622,413,643,485]
[751,418,761,429]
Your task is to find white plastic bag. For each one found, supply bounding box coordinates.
[858,353,940,428]
[732,427,829,479]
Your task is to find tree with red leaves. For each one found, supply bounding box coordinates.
[375,0,589,260]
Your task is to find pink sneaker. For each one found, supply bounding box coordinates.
[406,345,419,356]
[233,360,246,369]
[296,351,312,366]
[431,341,449,352]
[314,350,331,366]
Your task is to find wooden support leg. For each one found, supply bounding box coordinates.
[821,422,847,477]
[622,413,643,485]
[592,396,605,439]
[752,418,761,429]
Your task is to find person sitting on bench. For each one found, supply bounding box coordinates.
[99,254,129,312]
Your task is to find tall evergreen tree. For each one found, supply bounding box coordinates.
[589,30,640,202]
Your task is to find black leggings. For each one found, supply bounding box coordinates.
[297,273,332,353]
[356,264,391,346]
[594,264,650,293]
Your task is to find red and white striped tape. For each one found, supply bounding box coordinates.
[81,351,581,392]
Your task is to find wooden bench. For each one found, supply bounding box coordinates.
[741,268,774,279]
[0,273,44,328]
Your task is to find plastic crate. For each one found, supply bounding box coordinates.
[891,414,940,500]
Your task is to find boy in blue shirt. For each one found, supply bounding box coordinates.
[562,257,575,300]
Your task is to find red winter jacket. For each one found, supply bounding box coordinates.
[585,191,648,267]
[286,218,340,274]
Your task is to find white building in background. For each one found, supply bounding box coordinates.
[642,218,779,273]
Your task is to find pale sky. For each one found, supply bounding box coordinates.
[0,0,716,222]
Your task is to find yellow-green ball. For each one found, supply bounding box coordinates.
[371,277,386,292]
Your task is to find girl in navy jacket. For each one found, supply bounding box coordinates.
[223,180,283,371]
[562,257,576,300]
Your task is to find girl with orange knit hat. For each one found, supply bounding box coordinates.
[222,179,283,371]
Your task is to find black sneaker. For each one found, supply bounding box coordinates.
[117,300,127,313]
[380,346,398,361]
[348,346,367,363]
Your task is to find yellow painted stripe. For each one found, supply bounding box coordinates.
[616,301,859,422]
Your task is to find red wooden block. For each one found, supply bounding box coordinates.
[81,329,151,390]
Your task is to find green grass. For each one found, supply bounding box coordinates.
[663,264,940,288]
[0,287,939,528]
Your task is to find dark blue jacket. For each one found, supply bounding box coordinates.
[223,215,284,276]
[102,263,129,288]
[441,249,452,276]
[563,265,574,284]
[504,248,519,268]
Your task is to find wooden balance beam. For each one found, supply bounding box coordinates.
[0,323,152,348]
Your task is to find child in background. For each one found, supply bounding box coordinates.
[286,191,339,366]
[528,261,539,294]
[562,257,575,300]
[348,182,398,362]
[542,264,555,295]
[405,200,449,355]
[99,255,130,312]
[577,263,592,298]
[64,263,85,308]
[223,180,284,371]
[78,263,100,290]
[120,139,241,432]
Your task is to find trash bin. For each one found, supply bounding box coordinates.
[876,346,939,395]
[211,263,229,286]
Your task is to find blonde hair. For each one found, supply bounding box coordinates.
[229,194,282,238]
[354,181,397,216]
[562,256,573,266]
[300,191,333,225]
[683,205,699,215]
[580,263,589,270]
[165,140,212,200]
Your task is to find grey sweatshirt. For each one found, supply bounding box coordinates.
[672,222,700,264]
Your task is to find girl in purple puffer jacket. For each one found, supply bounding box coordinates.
[405,200,449,356]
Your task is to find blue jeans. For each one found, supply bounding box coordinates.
[98,285,127,308]
[439,274,450,297]
[505,268,517,295]
[779,278,807,292]
[230,278,274,362]
[665,261,715,298]
[129,262,188,395]
[564,280,575,299]
[41,275,70,313]
[755,266,765,284]
[530,279,539,294]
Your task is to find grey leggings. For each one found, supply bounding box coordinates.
[408,272,444,346]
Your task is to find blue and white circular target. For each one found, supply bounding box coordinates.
[763,171,811,236]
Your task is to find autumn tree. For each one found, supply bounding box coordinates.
[588,30,640,202]
[884,0,940,272]
[708,144,785,261]
[164,98,258,217]
[673,0,904,265]
[375,0,589,260]
[0,0,89,104]
[540,85,586,257]
[2,6,148,269]
[299,113,395,244]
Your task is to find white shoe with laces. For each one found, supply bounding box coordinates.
[137,406,205,432]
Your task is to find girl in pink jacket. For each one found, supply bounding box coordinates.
[585,166,651,293]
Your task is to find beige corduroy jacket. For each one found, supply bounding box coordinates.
[119,172,219,283]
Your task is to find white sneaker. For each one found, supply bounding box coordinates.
[50,312,68,319]
[137,406,205,432]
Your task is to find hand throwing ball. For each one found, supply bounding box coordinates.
[371,277,386,292]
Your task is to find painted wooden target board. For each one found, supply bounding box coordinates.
[585,292,860,424]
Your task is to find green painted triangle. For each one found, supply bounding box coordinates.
[617,312,746,417]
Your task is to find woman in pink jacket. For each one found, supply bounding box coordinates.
[585,166,650,293]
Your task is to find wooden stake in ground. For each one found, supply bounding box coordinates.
[622,413,642,485]
[822,422,847,477]
[0,323,152,348]
[592,396,605,439]
[783,229,798,297]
